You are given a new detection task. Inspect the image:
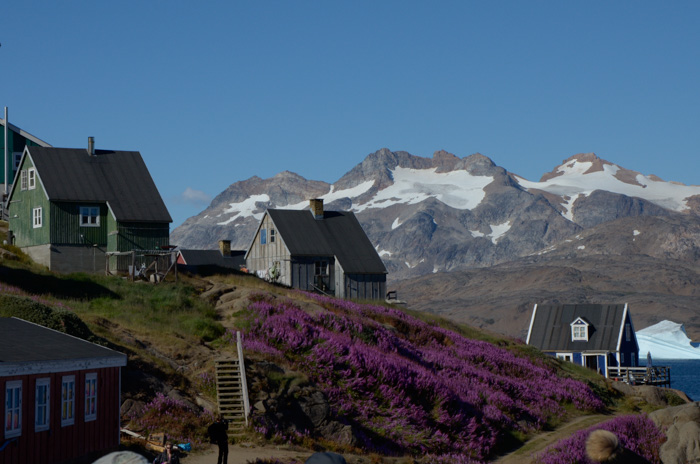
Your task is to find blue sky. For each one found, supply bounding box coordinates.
[2,1,699,228]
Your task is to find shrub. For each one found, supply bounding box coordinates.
[0,293,98,342]
[128,392,215,449]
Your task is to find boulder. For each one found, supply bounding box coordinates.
[650,402,700,464]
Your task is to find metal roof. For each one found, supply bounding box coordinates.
[178,249,245,268]
[0,318,126,373]
[26,146,172,223]
[527,304,627,352]
[267,209,387,274]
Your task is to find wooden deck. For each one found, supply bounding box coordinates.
[607,366,671,388]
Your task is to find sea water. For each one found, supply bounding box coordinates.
[656,359,700,401]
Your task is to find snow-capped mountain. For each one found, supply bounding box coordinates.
[171,149,700,281]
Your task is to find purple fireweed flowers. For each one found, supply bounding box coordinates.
[535,414,665,463]
[237,292,605,461]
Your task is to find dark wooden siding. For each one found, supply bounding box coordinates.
[290,257,334,293]
[344,273,386,300]
[112,222,170,271]
[49,202,108,246]
[0,367,120,464]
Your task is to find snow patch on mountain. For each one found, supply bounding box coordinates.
[516,159,700,215]
[637,320,700,359]
[354,167,493,212]
[218,194,270,225]
[490,221,512,244]
[392,218,402,230]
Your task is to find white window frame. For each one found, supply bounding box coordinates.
[35,378,50,432]
[570,317,589,342]
[270,229,276,243]
[28,168,36,190]
[5,380,22,438]
[80,207,100,227]
[61,375,75,427]
[33,207,43,228]
[20,169,28,191]
[84,373,97,422]
[556,353,572,362]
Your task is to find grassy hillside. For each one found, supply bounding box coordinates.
[0,234,677,463]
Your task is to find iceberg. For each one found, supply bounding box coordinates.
[636,320,700,360]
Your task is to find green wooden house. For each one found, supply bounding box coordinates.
[1,111,51,219]
[6,141,172,273]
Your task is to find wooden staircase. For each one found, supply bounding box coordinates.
[215,332,250,438]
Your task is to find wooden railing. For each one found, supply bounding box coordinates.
[607,366,670,387]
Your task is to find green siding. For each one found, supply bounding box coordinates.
[50,202,108,246]
[7,156,50,246]
[1,129,42,185]
[116,222,169,252]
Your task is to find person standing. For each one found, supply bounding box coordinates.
[208,415,229,464]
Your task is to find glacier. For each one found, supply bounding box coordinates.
[636,320,700,360]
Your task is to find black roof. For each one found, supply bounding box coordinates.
[527,304,628,352]
[0,318,126,375]
[266,209,387,274]
[25,146,171,223]
[178,249,245,269]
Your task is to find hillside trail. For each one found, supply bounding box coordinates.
[493,413,615,464]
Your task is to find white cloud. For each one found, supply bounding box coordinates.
[179,187,212,205]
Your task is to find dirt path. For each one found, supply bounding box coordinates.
[179,444,313,464]
[493,414,614,464]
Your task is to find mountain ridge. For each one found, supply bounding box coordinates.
[171,149,700,337]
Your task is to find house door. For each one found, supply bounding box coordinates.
[584,355,599,372]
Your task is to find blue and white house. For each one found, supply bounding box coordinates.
[526,303,640,377]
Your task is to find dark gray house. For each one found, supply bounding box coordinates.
[177,240,246,276]
[526,303,640,377]
[245,199,387,299]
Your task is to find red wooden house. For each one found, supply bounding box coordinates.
[1,318,127,464]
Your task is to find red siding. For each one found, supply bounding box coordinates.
[1,367,121,464]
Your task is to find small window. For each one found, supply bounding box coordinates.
[61,375,75,427]
[571,317,589,342]
[260,229,267,245]
[315,261,328,276]
[270,229,276,243]
[5,380,22,438]
[35,378,50,432]
[80,207,100,227]
[631,353,636,367]
[13,152,22,170]
[621,353,625,364]
[20,170,27,190]
[625,324,631,342]
[28,168,36,189]
[33,207,42,228]
[85,373,97,422]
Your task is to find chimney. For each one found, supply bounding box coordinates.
[219,239,231,256]
[309,199,324,220]
[87,136,95,156]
